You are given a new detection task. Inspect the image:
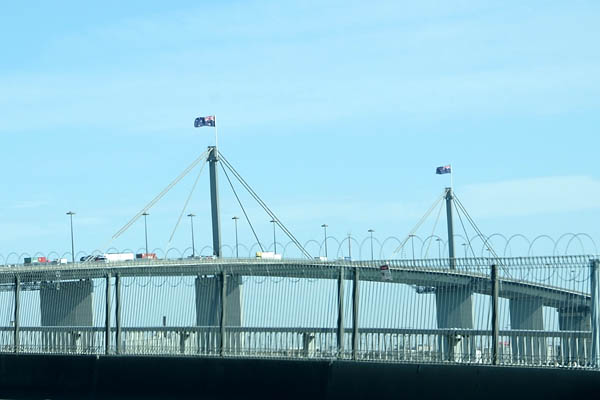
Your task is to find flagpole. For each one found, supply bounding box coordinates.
[215,115,218,155]
[450,163,453,191]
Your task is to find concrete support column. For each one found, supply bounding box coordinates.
[509,297,545,363]
[195,275,242,327]
[435,285,473,362]
[40,280,93,326]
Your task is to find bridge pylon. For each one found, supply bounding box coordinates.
[208,146,222,258]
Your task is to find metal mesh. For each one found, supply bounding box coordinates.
[0,256,597,369]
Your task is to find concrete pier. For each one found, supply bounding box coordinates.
[40,280,93,326]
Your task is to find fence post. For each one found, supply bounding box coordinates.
[352,267,360,360]
[115,273,122,355]
[337,266,345,358]
[591,259,600,368]
[491,264,499,365]
[220,270,227,357]
[105,273,112,355]
[14,276,20,353]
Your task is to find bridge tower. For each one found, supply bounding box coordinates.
[208,146,222,258]
[444,187,456,269]
[194,146,242,328]
[435,187,474,360]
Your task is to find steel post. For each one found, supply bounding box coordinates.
[191,216,195,257]
[220,270,227,356]
[116,273,122,355]
[352,268,360,360]
[445,187,456,269]
[208,146,222,257]
[491,264,499,365]
[14,276,20,353]
[105,273,112,355]
[337,266,345,358]
[591,259,600,367]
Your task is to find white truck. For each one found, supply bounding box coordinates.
[256,251,282,260]
[103,253,135,262]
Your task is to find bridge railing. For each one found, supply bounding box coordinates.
[0,326,594,368]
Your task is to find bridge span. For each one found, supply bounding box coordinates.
[0,255,598,369]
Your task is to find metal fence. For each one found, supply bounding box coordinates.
[0,256,598,369]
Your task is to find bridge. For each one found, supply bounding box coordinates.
[0,254,598,368]
[1,146,599,398]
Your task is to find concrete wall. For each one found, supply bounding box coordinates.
[0,354,597,400]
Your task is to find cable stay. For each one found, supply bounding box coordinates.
[453,199,477,258]
[393,193,445,256]
[220,162,264,253]
[165,158,208,247]
[423,198,445,258]
[112,150,209,240]
[219,153,312,259]
[453,194,511,277]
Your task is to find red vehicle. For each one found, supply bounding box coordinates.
[136,253,157,260]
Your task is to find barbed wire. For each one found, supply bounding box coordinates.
[1,232,598,266]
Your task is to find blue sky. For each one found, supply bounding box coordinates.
[1,1,600,259]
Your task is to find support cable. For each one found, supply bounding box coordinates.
[423,199,445,258]
[453,194,511,277]
[166,158,208,246]
[219,162,264,253]
[112,150,209,241]
[454,201,477,258]
[219,153,311,259]
[393,193,445,256]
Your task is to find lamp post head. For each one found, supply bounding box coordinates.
[142,212,149,216]
[270,219,276,224]
[232,216,239,220]
[368,229,375,233]
[187,213,196,218]
[66,211,75,216]
[321,224,328,228]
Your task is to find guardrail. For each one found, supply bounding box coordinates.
[0,327,593,368]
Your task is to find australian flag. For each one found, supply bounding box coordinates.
[436,165,451,175]
[194,116,216,127]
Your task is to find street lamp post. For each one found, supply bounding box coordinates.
[232,216,239,258]
[66,211,75,263]
[321,224,328,259]
[368,229,375,261]
[348,233,352,260]
[462,243,467,258]
[270,220,277,254]
[142,212,149,255]
[409,234,415,261]
[436,238,442,259]
[187,213,196,257]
